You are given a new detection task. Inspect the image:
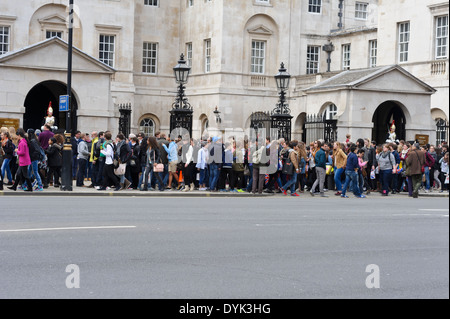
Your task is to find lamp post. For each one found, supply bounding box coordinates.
[170,54,193,137]
[271,63,293,141]
[61,0,74,191]
[214,106,222,124]
[322,40,335,72]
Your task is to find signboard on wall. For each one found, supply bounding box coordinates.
[0,118,20,131]
[415,134,429,146]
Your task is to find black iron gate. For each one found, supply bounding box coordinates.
[436,118,449,146]
[305,113,338,144]
[118,103,132,137]
[250,111,271,141]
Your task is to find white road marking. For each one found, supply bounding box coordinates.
[0,226,137,233]
[418,209,449,212]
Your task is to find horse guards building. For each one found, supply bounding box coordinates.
[0,0,448,145]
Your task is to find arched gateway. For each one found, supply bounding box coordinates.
[372,101,407,144]
[24,80,78,132]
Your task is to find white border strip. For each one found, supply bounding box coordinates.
[0,226,137,233]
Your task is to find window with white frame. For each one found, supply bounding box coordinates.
[186,42,193,73]
[0,26,10,55]
[342,44,351,70]
[251,40,266,74]
[255,0,270,4]
[144,0,158,6]
[324,104,338,120]
[188,0,194,7]
[398,22,410,63]
[436,15,448,59]
[306,45,320,74]
[99,34,115,67]
[204,39,211,73]
[355,2,368,20]
[140,118,155,137]
[46,30,62,39]
[369,40,377,68]
[308,0,322,13]
[143,42,158,74]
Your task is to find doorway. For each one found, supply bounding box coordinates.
[24,80,78,133]
[372,101,407,144]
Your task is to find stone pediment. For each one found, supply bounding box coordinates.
[247,24,273,35]
[0,37,115,74]
[38,14,67,28]
[307,65,436,94]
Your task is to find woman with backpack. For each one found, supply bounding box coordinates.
[280,141,301,197]
[45,137,62,187]
[7,128,33,192]
[25,129,44,191]
[376,144,397,196]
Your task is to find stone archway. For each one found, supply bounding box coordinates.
[24,80,78,132]
[372,101,408,144]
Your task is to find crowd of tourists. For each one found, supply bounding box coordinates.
[1,125,449,198]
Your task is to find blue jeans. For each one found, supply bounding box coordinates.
[209,163,219,190]
[199,169,206,185]
[28,160,43,187]
[334,167,345,192]
[424,166,431,190]
[282,172,298,194]
[246,165,253,191]
[342,170,361,197]
[1,158,13,182]
[380,169,393,195]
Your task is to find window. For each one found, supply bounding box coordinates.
[306,45,320,74]
[204,39,211,73]
[46,30,62,39]
[251,40,266,74]
[0,26,10,55]
[324,104,338,120]
[143,42,158,74]
[99,34,115,67]
[308,0,321,14]
[355,2,368,20]
[186,42,193,73]
[187,0,194,7]
[140,118,155,137]
[369,40,377,68]
[144,0,158,6]
[398,22,410,63]
[436,15,448,59]
[342,44,351,70]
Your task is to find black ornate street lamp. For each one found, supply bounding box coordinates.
[170,54,193,137]
[271,63,293,141]
[323,40,335,72]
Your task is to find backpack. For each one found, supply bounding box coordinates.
[425,152,435,168]
[93,138,105,158]
[28,139,42,162]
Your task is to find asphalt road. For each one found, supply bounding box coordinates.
[0,196,448,299]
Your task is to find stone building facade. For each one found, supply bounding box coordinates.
[0,0,448,144]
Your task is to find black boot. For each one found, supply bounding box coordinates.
[0,180,3,191]
[7,178,19,191]
[24,178,33,192]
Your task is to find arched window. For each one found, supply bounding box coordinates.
[324,104,338,120]
[140,118,155,137]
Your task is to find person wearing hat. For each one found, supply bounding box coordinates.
[406,143,426,198]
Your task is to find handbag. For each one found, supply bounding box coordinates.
[153,151,164,173]
[326,164,334,175]
[282,155,294,175]
[114,163,126,176]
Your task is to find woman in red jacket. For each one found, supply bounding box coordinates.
[7,128,33,192]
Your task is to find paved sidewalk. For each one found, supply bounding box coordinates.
[1,183,448,198]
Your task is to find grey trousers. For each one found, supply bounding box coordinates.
[312,166,326,194]
[252,166,265,194]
